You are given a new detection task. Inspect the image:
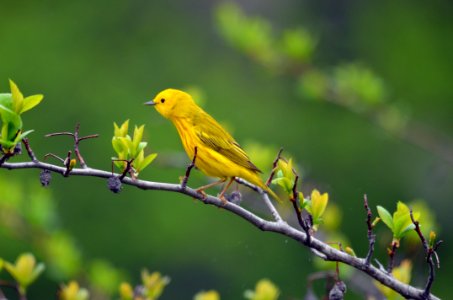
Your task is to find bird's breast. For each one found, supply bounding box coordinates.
[172,118,197,160]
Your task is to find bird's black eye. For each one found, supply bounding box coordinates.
[161,98,165,103]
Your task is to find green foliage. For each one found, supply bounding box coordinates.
[321,203,342,231]
[216,3,276,68]
[216,3,411,138]
[405,200,438,244]
[377,201,420,242]
[119,282,134,300]
[332,64,387,110]
[271,159,295,195]
[43,231,82,278]
[244,279,280,300]
[305,189,329,230]
[112,120,158,177]
[243,142,279,175]
[297,69,329,100]
[59,281,90,300]
[429,231,437,248]
[0,80,43,153]
[141,269,170,300]
[374,260,412,300]
[88,260,126,295]
[194,290,220,300]
[215,3,316,71]
[0,176,83,279]
[280,28,316,63]
[4,253,45,294]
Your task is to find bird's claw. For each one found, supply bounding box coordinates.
[196,189,208,200]
[218,194,229,206]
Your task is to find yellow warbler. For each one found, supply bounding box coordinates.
[145,89,279,203]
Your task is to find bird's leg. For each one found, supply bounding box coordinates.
[218,178,235,205]
[196,179,226,199]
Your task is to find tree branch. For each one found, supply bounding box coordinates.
[0,159,441,300]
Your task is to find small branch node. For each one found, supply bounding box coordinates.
[387,240,399,273]
[45,123,98,169]
[22,138,38,162]
[410,208,441,298]
[181,146,197,190]
[364,194,376,266]
[265,147,283,186]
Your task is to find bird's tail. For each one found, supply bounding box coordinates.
[261,184,283,203]
[243,172,283,203]
[249,176,282,203]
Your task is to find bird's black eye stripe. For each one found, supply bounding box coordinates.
[161,98,165,103]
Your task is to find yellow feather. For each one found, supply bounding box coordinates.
[149,88,280,203]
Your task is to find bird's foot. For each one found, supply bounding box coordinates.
[196,188,208,200]
[218,194,229,206]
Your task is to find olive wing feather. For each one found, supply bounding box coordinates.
[194,113,261,173]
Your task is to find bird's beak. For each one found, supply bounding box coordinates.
[144,100,156,106]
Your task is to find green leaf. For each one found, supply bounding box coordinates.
[20,94,44,114]
[310,190,328,220]
[135,152,157,173]
[0,93,13,109]
[9,79,24,113]
[112,137,128,155]
[0,104,22,128]
[393,201,418,239]
[16,130,34,143]
[4,253,45,291]
[132,125,145,152]
[271,177,293,194]
[429,231,436,248]
[114,120,129,137]
[281,28,316,62]
[377,206,393,231]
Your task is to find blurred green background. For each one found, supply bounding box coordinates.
[1,0,452,299]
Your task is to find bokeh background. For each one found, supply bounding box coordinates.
[1,0,452,299]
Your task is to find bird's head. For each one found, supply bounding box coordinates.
[145,88,197,119]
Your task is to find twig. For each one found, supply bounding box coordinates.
[0,153,11,166]
[291,175,311,245]
[44,153,65,163]
[181,147,197,189]
[234,177,283,223]
[45,123,98,168]
[0,280,26,300]
[22,138,38,162]
[265,148,283,186]
[410,209,442,299]
[119,159,134,181]
[261,191,283,223]
[387,241,399,273]
[0,160,441,300]
[63,151,73,177]
[364,194,376,266]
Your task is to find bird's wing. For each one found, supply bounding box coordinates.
[194,113,262,173]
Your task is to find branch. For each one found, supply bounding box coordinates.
[181,146,197,189]
[387,241,399,273]
[265,147,283,186]
[0,159,440,300]
[45,123,99,169]
[291,175,311,245]
[410,209,442,299]
[363,194,376,266]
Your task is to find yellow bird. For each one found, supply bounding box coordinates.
[145,89,279,203]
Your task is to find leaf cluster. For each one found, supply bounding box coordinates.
[112,120,157,177]
[0,80,43,153]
